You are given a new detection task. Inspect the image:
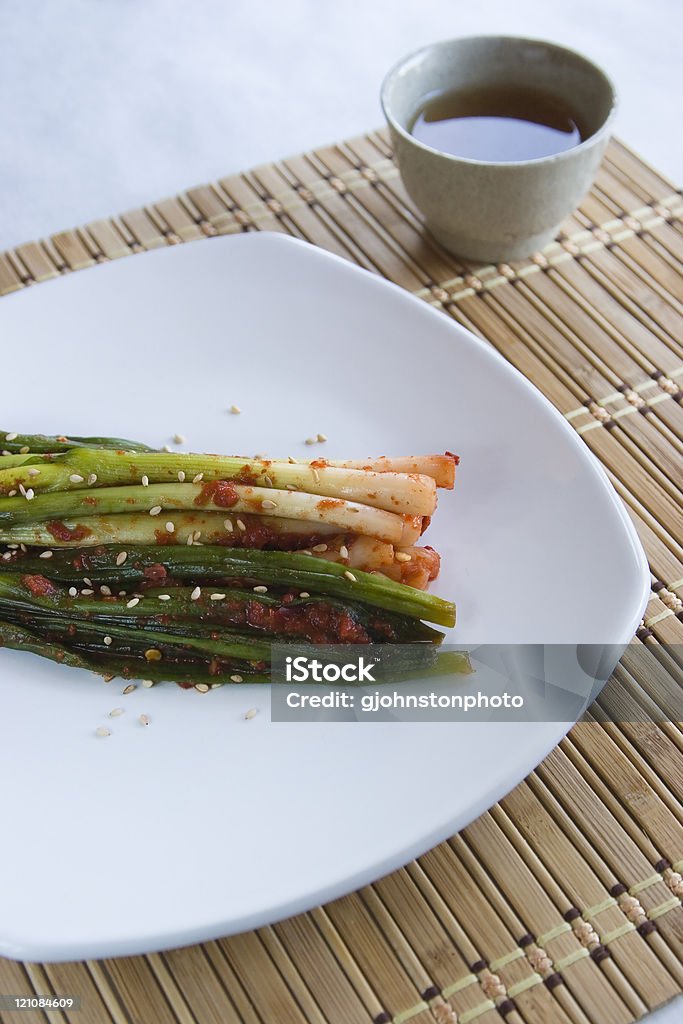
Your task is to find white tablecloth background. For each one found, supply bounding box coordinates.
[0,1,680,1016]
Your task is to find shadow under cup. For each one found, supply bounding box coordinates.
[381,36,617,263]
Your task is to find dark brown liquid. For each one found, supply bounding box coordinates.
[410,85,585,162]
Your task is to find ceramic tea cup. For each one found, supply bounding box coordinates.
[381,36,617,262]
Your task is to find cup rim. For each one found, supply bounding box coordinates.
[380,34,619,169]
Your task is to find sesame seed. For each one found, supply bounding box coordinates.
[20,544,26,552]
[312,543,328,552]
[1,450,11,456]
[127,597,140,608]
[192,473,204,484]
[190,586,201,601]
[83,578,92,587]
[230,405,241,414]
[254,453,265,460]
[81,588,94,596]
[109,708,124,718]
[230,674,243,683]
[116,551,128,565]
[311,468,320,484]
[68,587,77,597]
[299,592,310,598]
[264,475,273,487]
[317,433,327,442]
[236,519,246,531]
[186,534,193,545]
[5,432,17,441]
[8,490,16,497]
[173,434,185,444]
[224,519,233,532]
[195,683,210,693]
[19,484,26,496]
[2,552,11,561]
[88,473,98,485]
[300,549,312,556]
[141,475,149,487]
[344,571,357,582]
[177,470,185,482]
[395,551,412,562]
[122,684,136,695]
[210,593,226,601]
[285,484,298,491]
[25,488,35,500]
[158,594,171,601]
[193,530,202,541]
[100,585,112,596]
[261,499,277,509]
[39,550,53,559]
[142,679,155,688]
[339,545,349,559]
[210,682,223,689]
[95,726,111,738]
[253,585,268,593]
[145,649,162,661]
[27,467,40,477]
[138,714,151,726]
[19,446,29,454]
[162,445,172,452]
[165,521,175,533]
[245,707,258,720]
[149,506,162,516]
[288,456,298,464]
[69,474,84,483]
[104,636,113,646]
[118,590,126,597]
[7,544,17,549]
[305,437,316,445]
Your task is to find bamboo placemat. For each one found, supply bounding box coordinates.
[1,130,682,1024]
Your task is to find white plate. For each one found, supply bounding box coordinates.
[0,234,648,961]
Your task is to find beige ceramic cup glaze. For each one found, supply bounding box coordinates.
[381,36,617,262]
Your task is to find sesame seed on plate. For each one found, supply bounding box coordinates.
[39,550,53,559]
[245,708,258,720]
[116,551,128,565]
[190,587,201,601]
[230,405,241,414]
[210,593,226,601]
[122,683,136,695]
[211,682,223,689]
[142,679,155,688]
[69,474,84,483]
[165,521,175,533]
[288,456,297,463]
[158,594,171,601]
[138,714,151,726]
[344,571,357,582]
[141,474,149,487]
[95,726,111,738]
[317,433,327,442]
[177,470,185,482]
[88,473,97,485]
[149,505,162,516]
[192,473,203,484]
[127,597,140,608]
[305,437,316,445]
[230,674,243,683]
[109,708,124,718]
[195,683,210,693]
[173,434,186,444]
[253,585,268,593]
